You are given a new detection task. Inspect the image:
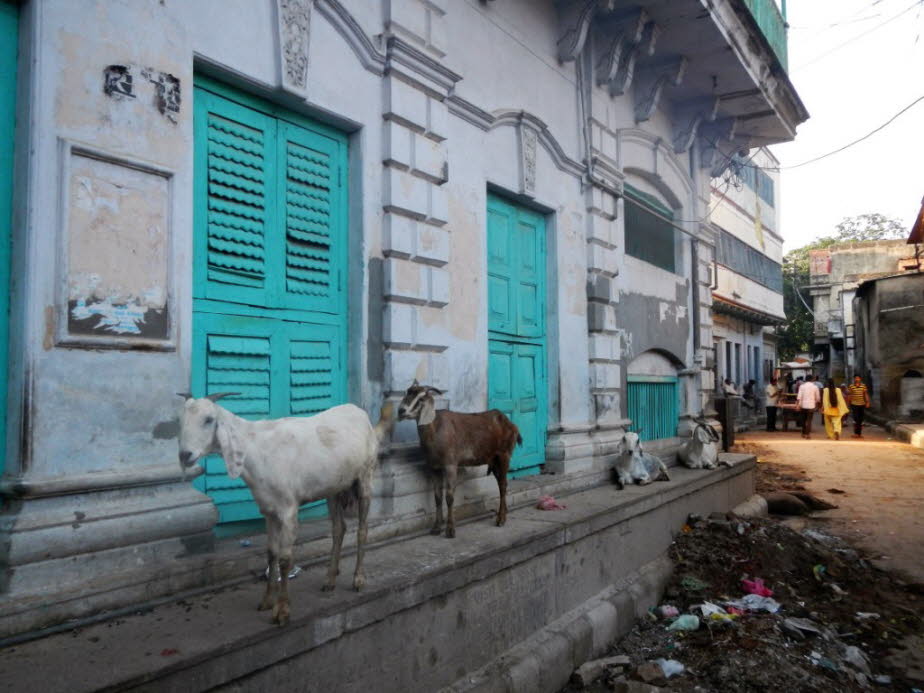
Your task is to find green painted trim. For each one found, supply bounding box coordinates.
[0,2,17,476]
[627,375,679,384]
[624,183,674,219]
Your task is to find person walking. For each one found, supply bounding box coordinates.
[822,379,849,441]
[847,374,871,438]
[796,375,821,439]
[765,378,780,431]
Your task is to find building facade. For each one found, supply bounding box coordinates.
[809,240,920,382]
[0,0,805,636]
[709,147,784,411]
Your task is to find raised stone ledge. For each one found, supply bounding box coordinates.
[0,455,755,691]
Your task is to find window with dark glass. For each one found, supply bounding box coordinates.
[624,185,676,274]
[714,227,783,293]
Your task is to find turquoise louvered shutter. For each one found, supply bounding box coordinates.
[193,79,348,529]
[196,91,276,306]
[278,122,343,313]
[627,377,679,442]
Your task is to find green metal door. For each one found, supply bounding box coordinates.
[0,2,17,476]
[487,195,546,477]
[627,376,679,442]
[192,77,348,528]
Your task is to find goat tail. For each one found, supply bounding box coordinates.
[374,400,396,446]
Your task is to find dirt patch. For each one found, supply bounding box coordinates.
[560,515,924,692]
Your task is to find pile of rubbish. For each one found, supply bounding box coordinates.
[562,513,923,692]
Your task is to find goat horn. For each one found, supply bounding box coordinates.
[206,392,240,402]
[427,387,445,395]
[176,392,193,400]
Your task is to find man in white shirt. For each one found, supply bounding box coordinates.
[764,378,780,431]
[796,375,821,439]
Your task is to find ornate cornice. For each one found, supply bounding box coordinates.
[490,110,585,179]
[315,0,387,76]
[386,36,462,97]
[634,56,687,123]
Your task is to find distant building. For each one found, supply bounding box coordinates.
[853,273,924,420]
[710,147,785,409]
[809,240,921,382]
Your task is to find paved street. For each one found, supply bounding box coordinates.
[736,417,924,584]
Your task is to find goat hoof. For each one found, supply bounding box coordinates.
[272,602,290,626]
[495,516,506,527]
[429,526,442,536]
[257,597,274,611]
[353,575,365,591]
[321,583,335,592]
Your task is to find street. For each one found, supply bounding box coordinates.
[736,417,924,583]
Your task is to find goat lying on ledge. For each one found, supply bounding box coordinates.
[177,393,394,626]
[614,431,671,488]
[678,418,721,470]
[397,380,521,538]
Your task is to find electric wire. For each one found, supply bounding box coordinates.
[795,0,924,69]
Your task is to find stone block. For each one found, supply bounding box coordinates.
[428,96,449,142]
[384,256,426,304]
[387,0,429,48]
[588,302,616,332]
[429,183,449,226]
[383,213,416,259]
[589,187,617,220]
[428,5,449,58]
[587,274,612,302]
[428,266,450,307]
[587,212,616,246]
[416,223,449,266]
[384,76,428,132]
[588,242,617,277]
[413,134,447,183]
[384,121,413,170]
[384,349,422,391]
[385,167,429,220]
[589,333,619,363]
[383,302,416,348]
[590,362,619,390]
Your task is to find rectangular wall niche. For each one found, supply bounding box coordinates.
[61,147,173,348]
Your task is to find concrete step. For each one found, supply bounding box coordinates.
[0,455,755,693]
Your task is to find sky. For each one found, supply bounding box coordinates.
[771,0,924,251]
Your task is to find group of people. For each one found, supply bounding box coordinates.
[764,374,871,440]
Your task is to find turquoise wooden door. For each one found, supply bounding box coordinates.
[627,376,679,442]
[192,77,348,528]
[0,2,17,476]
[487,195,547,477]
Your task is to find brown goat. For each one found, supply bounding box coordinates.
[398,381,522,538]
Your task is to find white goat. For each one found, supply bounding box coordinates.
[613,431,670,488]
[677,419,720,470]
[177,392,393,626]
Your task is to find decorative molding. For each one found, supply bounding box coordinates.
[606,20,658,97]
[594,10,647,86]
[315,0,387,76]
[672,97,719,154]
[634,56,687,123]
[556,0,615,62]
[519,126,538,197]
[490,110,584,179]
[276,0,312,93]
[447,95,494,131]
[386,36,462,98]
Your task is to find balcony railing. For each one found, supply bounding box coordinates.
[742,0,788,70]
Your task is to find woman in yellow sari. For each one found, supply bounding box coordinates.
[823,379,850,440]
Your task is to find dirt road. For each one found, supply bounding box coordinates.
[735,415,924,584]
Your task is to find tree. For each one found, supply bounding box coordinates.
[775,213,905,361]
[833,213,905,243]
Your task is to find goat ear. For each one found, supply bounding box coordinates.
[215,415,246,480]
[427,387,445,396]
